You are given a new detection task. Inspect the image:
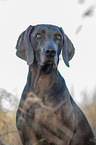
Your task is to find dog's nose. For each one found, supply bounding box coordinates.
[45,46,56,57]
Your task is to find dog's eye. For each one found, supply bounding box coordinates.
[36,33,42,38]
[56,35,61,40]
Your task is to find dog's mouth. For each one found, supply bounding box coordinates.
[40,60,57,74]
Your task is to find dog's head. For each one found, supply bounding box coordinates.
[16,24,75,69]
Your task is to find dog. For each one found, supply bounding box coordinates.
[16,24,95,145]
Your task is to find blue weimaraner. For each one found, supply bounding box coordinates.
[16,24,95,145]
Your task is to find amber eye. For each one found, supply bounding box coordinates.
[57,35,61,40]
[36,33,41,38]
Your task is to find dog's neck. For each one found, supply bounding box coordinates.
[28,62,58,95]
[27,62,70,107]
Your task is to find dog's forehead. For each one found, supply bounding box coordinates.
[33,24,61,34]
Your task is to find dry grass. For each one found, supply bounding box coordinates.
[81,103,96,137]
[0,111,22,145]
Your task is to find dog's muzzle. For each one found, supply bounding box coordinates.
[44,46,56,58]
[40,46,57,70]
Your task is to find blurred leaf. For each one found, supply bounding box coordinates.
[83,6,94,17]
[78,0,85,4]
[76,25,83,34]
[34,139,46,145]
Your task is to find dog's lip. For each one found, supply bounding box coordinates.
[47,61,53,64]
[40,60,56,74]
[41,60,54,67]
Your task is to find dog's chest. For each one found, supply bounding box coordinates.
[33,74,67,107]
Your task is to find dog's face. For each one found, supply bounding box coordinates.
[31,25,63,68]
[16,24,75,69]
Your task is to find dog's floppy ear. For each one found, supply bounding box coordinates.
[16,25,34,65]
[60,27,75,67]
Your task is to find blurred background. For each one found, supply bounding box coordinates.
[0,0,96,144]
